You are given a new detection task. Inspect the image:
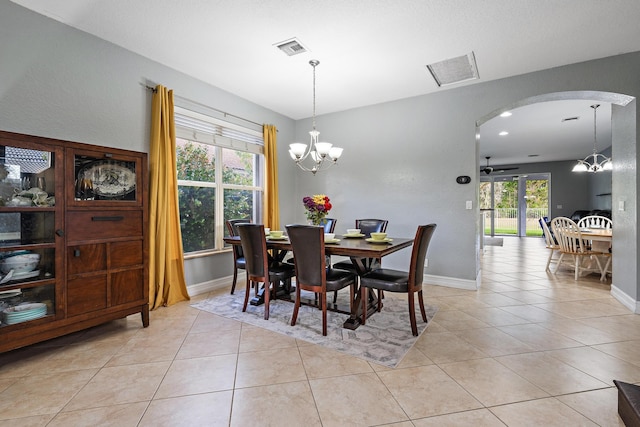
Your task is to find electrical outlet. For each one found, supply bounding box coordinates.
[466,200,472,209]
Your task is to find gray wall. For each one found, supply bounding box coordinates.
[2,2,639,306]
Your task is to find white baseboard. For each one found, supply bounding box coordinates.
[189,274,477,296]
[423,274,478,290]
[610,284,638,313]
[187,276,238,297]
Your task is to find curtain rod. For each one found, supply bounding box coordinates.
[142,83,265,129]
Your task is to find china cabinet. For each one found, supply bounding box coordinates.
[0,130,148,353]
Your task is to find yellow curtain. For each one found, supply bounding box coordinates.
[148,85,190,309]
[263,124,280,229]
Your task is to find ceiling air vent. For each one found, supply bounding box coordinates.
[274,38,308,56]
[426,52,479,87]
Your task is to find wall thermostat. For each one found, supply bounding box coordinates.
[456,175,471,184]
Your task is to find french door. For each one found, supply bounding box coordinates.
[480,173,550,237]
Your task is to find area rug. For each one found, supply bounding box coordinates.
[191,288,438,368]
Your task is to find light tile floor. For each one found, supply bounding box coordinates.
[0,237,631,426]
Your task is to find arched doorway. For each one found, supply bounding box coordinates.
[476,91,637,309]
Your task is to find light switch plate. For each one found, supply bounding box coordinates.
[466,200,473,209]
[619,200,625,211]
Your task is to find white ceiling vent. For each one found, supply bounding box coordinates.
[426,52,479,87]
[274,38,308,56]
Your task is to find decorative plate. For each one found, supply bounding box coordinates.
[325,239,341,244]
[78,160,136,197]
[343,233,365,238]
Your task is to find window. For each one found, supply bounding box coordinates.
[175,107,264,254]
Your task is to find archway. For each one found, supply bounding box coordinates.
[476,91,637,310]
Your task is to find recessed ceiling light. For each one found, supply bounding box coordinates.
[499,131,509,136]
[500,111,512,117]
[528,154,539,157]
[562,116,579,122]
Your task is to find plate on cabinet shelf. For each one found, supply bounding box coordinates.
[78,160,136,197]
[0,290,21,299]
[11,270,40,281]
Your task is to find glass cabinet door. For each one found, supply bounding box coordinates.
[69,148,142,206]
[0,142,62,326]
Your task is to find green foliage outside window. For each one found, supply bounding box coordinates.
[177,140,258,252]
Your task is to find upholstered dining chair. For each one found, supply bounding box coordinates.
[333,219,389,272]
[551,217,607,281]
[286,224,356,336]
[226,218,251,294]
[236,224,295,320]
[322,218,337,233]
[539,218,560,272]
[360,224,436,336]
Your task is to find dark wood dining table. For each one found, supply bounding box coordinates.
[224,234,414,329]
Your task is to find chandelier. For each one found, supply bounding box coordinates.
[289,60,343,174]
[572,104,612,173]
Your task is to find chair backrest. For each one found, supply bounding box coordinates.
[407,224,437,291]
[236,223,268,279]
[551,217,588,254]
[322,218,337,233]
[355,219,388,237]
[226,218,251,258]
[286,224,326,289]
[539,217,556,248]
[577,215,612,230]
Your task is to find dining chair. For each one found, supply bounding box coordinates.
[577,215,612,279]
[359,224,436,336]
[577,215,612,230]
[286,224,356,336]
[322,218,337,233]
[333,219,389,272]
[539,217,560,272]
[236,224,295,320]
[551,217,606,281]
[226,218,251,294]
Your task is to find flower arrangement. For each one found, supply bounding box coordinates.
[303,194,332,226]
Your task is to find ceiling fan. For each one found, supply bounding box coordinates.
[480,156,519,175]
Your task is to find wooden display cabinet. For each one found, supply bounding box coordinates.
[0,130,148,353]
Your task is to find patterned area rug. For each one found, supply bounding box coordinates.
[191,288,438,368]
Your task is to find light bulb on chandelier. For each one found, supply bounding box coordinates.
[572,104,612,173]
[289,60,343,174]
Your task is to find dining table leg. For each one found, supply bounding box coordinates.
[342,257,381,330]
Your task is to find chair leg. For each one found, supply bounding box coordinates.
[291,285,301,326]
[408,293,418,336]
[333,290,338,304]
[243,279,251,312]
[418,290,427,322]
[322,293,328,336]
[574,256,580,280]
[377,290,382,312]
[553,253,564,274]
[545,249,554,272]
[231,267,238,294]
[264,281,270,320]
[361,285,368,326]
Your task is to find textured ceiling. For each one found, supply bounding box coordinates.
[11,0,640,166]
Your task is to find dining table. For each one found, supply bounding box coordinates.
[224,233,414,329]
[580,227,612,252]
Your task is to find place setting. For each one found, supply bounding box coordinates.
[365,232,393,244]
[342,228,365,238]
[265,229,288,240]
[323,233,340,244]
